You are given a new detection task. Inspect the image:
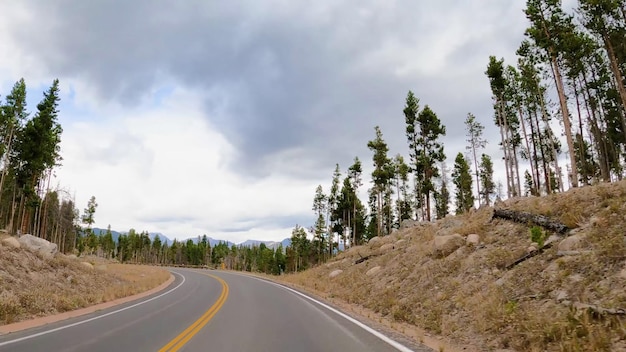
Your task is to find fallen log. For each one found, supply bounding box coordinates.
[355,255,371,264]
[493,209,569,234]
[505,242,553,270]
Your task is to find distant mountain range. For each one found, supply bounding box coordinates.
[90,228,291,250]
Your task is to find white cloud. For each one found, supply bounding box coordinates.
[53,87,317,242]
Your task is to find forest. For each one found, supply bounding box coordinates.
[0,0,624,275]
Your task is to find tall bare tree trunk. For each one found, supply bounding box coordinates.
[497,99,513,198]
[549,54,579,188]
[603,35,626,137]
[518,106,538,194]
[581,75,610,182]
[537,88,562,192]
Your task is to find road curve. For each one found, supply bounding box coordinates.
[0,269,430,352]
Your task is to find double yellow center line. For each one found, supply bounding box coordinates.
[159,273,229,352]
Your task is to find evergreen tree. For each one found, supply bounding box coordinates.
[311,185,327,260]
[327,165,341,256]
[452,153,474,214]
[347,157,363,245]
[478,154,496,206]
[367,126,393,237]
[524,170,535,196]
[393,154,412,225]
[289,225,310,272]
[415,105,446,221]
[434,162,450,220]
[465,113,486,206]
[403,91,421,218]
[0,79,28,210]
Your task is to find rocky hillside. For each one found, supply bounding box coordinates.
[281,180,626,351]
[0,233,169,325]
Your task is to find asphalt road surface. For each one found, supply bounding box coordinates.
[0,269,430,352]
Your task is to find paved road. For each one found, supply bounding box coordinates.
[0,269,430,351]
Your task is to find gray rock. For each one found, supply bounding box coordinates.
[379,243,394,252]
[558,234,584,252]
[18,234,57,256]
[366,266,381,276]
[433,234,465,257]
[466,234,480,245]
[368,237,382,245]
[329,269,343,278]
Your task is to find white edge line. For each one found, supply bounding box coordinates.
[242,274,415,352]
[0,271,185,347]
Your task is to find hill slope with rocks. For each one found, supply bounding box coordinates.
[281,180,626,352]
[0,233,169,326]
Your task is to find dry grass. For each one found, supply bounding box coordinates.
[279,180,626,351]
[0,245,169,325]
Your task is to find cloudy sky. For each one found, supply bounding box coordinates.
[0,1,563,243]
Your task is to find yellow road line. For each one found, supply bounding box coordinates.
[159,273,229,352]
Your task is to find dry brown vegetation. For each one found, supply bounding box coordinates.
[279,180,626,351]
[0,241,170,325]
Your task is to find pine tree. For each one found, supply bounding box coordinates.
[403,91,421,219]
[486,56,522,197]
[367,126,393,237]
[312,185,327,261]
[415,105,446,221]
[524,170,534,196]
[434,161,450,219]
[347,157,363,245]
[478,154,496,206]
[14,79,63,234]
[327,165,341,256]
[393,154,412,225]
[465,113,486,206]
[452,153,474,214]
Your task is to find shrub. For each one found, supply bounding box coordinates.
[530,226,545,247]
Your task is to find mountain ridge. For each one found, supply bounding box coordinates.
[91,228,291,249]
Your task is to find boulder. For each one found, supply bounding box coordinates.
[1,236,21,249]
[380,243,394,252]
[368,237,382,245]
[558,234,584,252]
[527,245,538,254]
[466,234,480,246]
[18,234,57,256]
[366,266,381,276]
[433,234,465,257]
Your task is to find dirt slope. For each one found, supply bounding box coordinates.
[281,181,626,351]
[0,238,169,326]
